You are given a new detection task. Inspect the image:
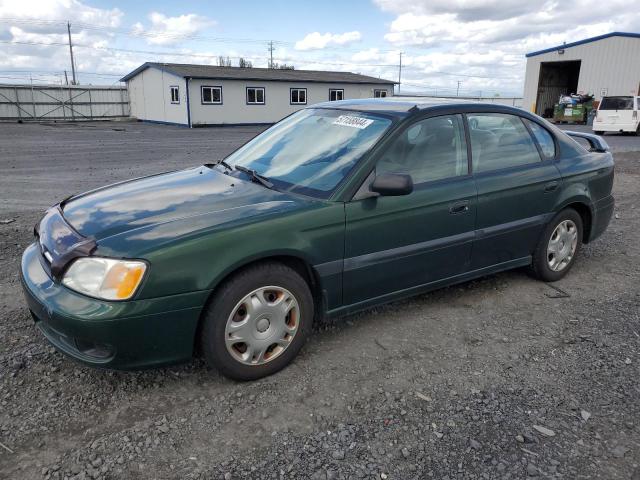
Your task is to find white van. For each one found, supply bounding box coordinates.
[593,96,639,135]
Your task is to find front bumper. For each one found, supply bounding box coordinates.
[20,243,208,369]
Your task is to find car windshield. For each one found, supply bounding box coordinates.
[599,96,634,110]
[223,108,392,198]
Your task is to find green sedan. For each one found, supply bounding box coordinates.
[21,99,615,380]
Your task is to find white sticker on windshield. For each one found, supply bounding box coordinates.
[332,115,374,129]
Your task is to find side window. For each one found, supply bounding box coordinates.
[201,86,222,104]
[467,113,541,173]
[246,87,265,105]
[374,89,388,98]
[377,115,468,184]
[329,89,344,101]
[524,119,556,159]
[169,86,179,104]
[290,88,307,105]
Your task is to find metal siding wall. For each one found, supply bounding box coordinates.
[523,36,640,113]
[523,57,541,112]
[128,68,188,125]
[188,80,392,126]
[0,84,129,121]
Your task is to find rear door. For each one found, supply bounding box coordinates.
[343,114,477,306]
[468,113,562,269]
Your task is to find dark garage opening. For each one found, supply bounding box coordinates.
[535,60,581,117]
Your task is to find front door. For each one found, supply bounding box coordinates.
[343,114,477,306]
[467,113,562,269]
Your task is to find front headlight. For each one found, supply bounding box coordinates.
[62,257,147,301]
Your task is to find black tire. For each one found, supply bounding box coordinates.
[200,262,313,381]
[594,131,604,135]
[530,208,583,282]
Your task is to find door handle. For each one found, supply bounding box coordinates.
[449,201,469,214]
[544,181,559,193]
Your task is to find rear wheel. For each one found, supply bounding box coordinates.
[200,262,313,380]
[530,209,583,282]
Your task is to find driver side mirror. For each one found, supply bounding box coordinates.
[370,173,413,197]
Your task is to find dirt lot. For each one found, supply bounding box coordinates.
[1,121,639,480]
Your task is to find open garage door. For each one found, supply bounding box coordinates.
[535,61,581,117]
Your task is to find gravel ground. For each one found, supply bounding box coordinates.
[1,121,639,480]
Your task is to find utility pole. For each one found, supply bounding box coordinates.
[268,41,274,69]
[64,70,69,85]
[398,52,402,95]
[456,80,462,97]
[67,21,77,85]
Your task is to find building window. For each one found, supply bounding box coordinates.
[329,89,344,101]
[290,88,307,105]
[246,87,265,105]
[374,89,388,98]
[201,86,222,104]
[170,86,180,104]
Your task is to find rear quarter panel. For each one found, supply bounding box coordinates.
[553,139,614,241]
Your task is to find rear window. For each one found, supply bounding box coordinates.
[599,96,634,110]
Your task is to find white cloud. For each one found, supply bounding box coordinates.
[0,0,123,27]
[371,0,640,96]
[295,31,362,50]
[131,12,215,45]
[0,0,126,82]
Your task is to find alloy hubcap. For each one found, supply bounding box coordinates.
[224,286,300,366]
[547,219,578,272]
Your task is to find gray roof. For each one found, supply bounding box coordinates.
[120,62,396,85]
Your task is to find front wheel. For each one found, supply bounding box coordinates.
[530,209,583,282]
[200,262,313,381]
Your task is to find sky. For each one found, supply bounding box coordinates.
[0,0,639,97]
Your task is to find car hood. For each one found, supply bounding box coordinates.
[62,166,309,241]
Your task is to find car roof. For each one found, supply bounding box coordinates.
[312,97,524,118]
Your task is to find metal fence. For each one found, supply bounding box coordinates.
[0,84,129,121]
[394,95,524,108]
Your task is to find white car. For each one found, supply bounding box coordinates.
[593,96,639,135]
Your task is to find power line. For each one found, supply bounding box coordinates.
[402,65,518,80]
[0,39,523,82]
[0,17,292,46]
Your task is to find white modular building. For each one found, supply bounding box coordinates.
[522,32,640,117]
[121,62,396,127]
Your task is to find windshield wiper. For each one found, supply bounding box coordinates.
[203,160,233,172]
[218,159,233,171]
[234,165,275,189]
